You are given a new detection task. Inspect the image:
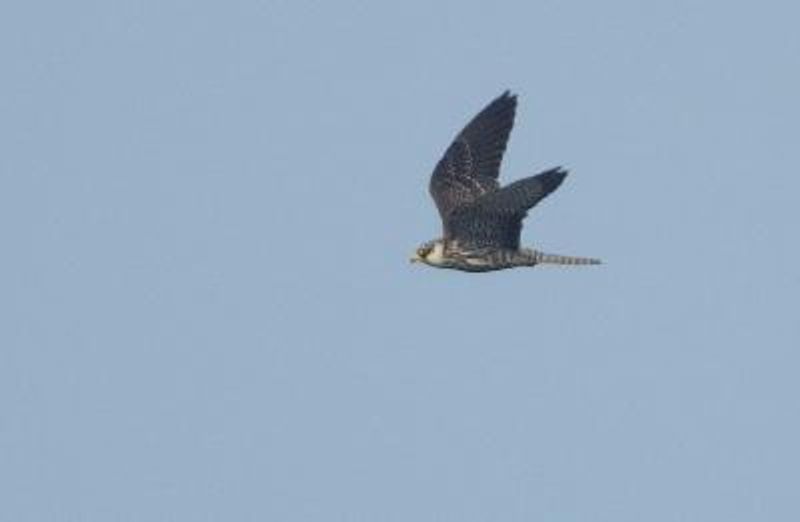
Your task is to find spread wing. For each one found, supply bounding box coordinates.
[429,91,517,222]
[445,168,568,249]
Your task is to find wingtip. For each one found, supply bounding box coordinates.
[536,167,568,193]
[549,166,569,182]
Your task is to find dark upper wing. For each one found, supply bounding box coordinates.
[429,91,517,222]
[445,167,567,249]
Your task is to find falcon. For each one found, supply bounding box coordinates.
[411,91,601,272]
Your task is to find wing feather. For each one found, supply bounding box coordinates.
[445,168,567,249]
[429,91,517,221]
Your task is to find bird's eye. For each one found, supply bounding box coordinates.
[417,248,427,258]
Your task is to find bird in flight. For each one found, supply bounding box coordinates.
[411,91,601,272]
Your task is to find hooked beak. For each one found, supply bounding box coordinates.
[410,253,422,264]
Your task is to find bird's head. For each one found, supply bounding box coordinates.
[410,239,446,266]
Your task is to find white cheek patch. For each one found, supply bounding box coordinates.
[426,243,445,264]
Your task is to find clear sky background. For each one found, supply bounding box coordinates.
[2,1,799,520]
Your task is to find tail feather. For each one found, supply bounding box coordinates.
[532,250,601,266]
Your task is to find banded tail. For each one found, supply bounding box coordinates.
[529,249,601,266]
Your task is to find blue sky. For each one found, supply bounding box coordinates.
[2,1,799,520]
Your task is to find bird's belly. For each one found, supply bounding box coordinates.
[464,256,493,268]
[447,250,517,272]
